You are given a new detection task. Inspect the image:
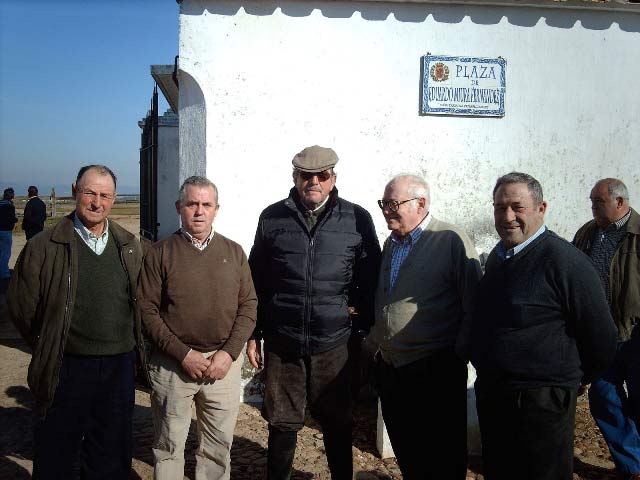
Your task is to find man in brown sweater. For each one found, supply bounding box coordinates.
[138,176,257,480]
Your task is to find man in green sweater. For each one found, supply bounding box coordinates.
[366,174,482,479]
[138,176,257,480]
[9,165,146,479]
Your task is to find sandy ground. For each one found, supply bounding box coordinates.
[0,216,621,479]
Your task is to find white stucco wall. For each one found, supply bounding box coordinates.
[178,0,639,254]
[176,0,638,456]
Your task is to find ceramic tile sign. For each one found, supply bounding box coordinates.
[420,55,506,117]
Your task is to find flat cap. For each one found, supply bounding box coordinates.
[292,145,339,173]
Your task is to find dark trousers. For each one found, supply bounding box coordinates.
[33,351,136,480]
[476,385,577,480]
[262,343,353,480]
[376,348,468,480]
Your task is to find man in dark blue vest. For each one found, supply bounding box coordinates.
[247,146,381,479]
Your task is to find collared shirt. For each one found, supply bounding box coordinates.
[181,227,215,251]
[496,224,547,261]
[388,213,432,290]
[588,208,631,303]
[73,214,109,255]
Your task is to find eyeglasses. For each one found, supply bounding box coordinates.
[377,198,420,212]
[295,170,334,182]
[79,189,115,201]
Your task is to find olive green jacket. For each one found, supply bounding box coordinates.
[8,214,147,414]
[573,207,640,342]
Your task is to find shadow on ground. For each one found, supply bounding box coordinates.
[0,385,34,479]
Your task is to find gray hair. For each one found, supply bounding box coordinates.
[493,172,544,205]
[597,178,629,201]
[387,174,431,209]
[178,176,218,204]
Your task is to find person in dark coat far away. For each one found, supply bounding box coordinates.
[22,185,47,240]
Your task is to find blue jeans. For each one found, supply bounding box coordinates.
[589,335,640,476]
[0,229,12,278]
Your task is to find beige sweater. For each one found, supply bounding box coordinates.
[138,232,257,361]
[369,217,482,367]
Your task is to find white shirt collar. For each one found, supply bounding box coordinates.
[497,224,547,260]
[181,227,215,251]
[73,213,109,255]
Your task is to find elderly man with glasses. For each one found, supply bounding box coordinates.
[365,174,482,479]
[247,145,381,479]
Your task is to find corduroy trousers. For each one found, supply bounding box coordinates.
[262,342,353,480]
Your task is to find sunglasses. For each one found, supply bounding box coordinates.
[296,170,334,182]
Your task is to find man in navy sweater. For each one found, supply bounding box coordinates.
[470,172,617,480]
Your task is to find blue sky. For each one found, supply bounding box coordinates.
[0,0,179,194]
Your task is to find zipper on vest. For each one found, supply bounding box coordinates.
[304,237,315,353]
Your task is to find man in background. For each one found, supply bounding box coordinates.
[0,187,17,280]
[22,185,47,240]
[574,178,640,480]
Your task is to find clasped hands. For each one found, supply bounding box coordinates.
[180,349,233,381]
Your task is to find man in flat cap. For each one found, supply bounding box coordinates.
[247,145,381,479]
